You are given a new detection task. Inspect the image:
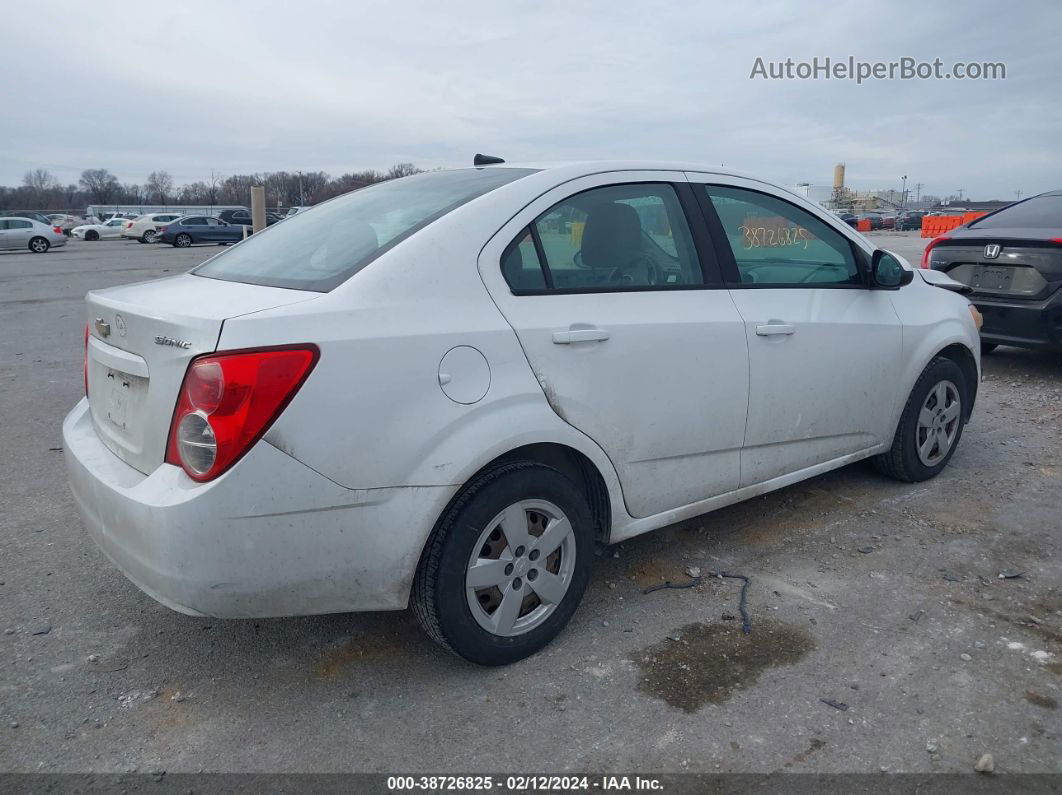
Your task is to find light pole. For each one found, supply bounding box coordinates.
[901,175,908,209]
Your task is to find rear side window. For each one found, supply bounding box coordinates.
[196,168,537,292]
[701,185,860,286]
[501,183,703,292]
[11,220,32,229]
[969,194,1062,229]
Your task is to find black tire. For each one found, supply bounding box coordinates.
[980,341,998,355]
[85,230,99,241]
[873,357,968,482]
[412,461,594,666]
[142,229,157,244]
[28,237,49,253]
[174,233,192,248]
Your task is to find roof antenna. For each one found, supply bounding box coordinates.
[473,153,505,166]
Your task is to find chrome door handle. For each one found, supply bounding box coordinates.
[755,324,795,336]
[552,327,610,344]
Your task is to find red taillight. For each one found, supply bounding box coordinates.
[158,226,168,233]
[54,226,63,234]
[165,346,319,482]
[920,235,950,269]
[83,324,90,396]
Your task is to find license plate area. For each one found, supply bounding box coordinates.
[103,368,144,431]
[971,265,1015,291]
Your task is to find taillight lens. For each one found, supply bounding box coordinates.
[165,346,318,482]
[54,226,63,234]
[920,235,950,269]
[83,324,89,396]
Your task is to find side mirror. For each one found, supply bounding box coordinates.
[871,249,914,288]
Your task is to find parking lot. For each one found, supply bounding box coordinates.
[1,233,1059,774]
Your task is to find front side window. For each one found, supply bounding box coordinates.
[197,168,536,291]
[501,183,702,292]
[702,185,860,286]
[184,217,207,226]
[12,220,32,229]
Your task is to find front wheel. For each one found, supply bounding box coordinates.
[873,357,967,482]
[29,237,50,253]
[85,230,99,241]
[412,461,594,665]
[174,233,192,248]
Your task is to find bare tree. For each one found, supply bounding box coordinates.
[386,163,421,180]
[123,183,143,204]
[145,171,174,204]
[79,169,120,204]
[22,168,59,207]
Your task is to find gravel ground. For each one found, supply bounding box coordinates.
[1,234,1059,775]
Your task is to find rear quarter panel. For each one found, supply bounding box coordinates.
[215,210,628,527]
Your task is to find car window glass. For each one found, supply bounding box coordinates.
[12,220,32,229]
[970,194,1062,229]
[0,220,9,230]
[500,229,547,290]
[196,168,537,292]
[702,185,859,286]
[529,183,702,290]
[185,217,206,226]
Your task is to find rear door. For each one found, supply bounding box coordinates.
[689,176,903,486]
[478,172,749,519]
[7,219,34,248]
[0,219,10,249]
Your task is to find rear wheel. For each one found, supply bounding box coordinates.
[873,357,967,482]
[980,341,998,355]
[28,237,49,253]
[142,229,157,243]
[174,233,192,248]
[413,461,594,665]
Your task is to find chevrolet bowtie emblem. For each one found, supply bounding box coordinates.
[94,317,111,338]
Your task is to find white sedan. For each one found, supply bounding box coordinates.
[71,217,128,240]
[64,160,980,665]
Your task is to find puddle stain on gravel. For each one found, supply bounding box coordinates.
[314,632,411,680]
[1025,690,1058,709]
[629,620,815,713]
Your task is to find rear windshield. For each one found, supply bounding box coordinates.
[969,194,1062,230]
[194,168,536,291]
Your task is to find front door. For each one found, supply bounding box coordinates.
[479,173,750,519]
[691,178,903,486]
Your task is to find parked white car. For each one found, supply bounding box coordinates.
[64,161,980,665]
[0,216,67,252]
[120,213,185,243]
[71,218,128,241]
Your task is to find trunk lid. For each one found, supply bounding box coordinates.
[85,273,318,474]
[930,232,1062,300]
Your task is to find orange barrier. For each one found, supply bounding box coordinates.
[856,218,871,232]
[920,211,989,238]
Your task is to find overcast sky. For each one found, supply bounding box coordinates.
[2,0,1060,199]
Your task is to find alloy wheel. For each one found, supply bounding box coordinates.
[916,380,961,466]
[465,499,577,637]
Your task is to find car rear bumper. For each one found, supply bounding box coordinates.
[63,398,452,617]
[971,288,1062,350]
